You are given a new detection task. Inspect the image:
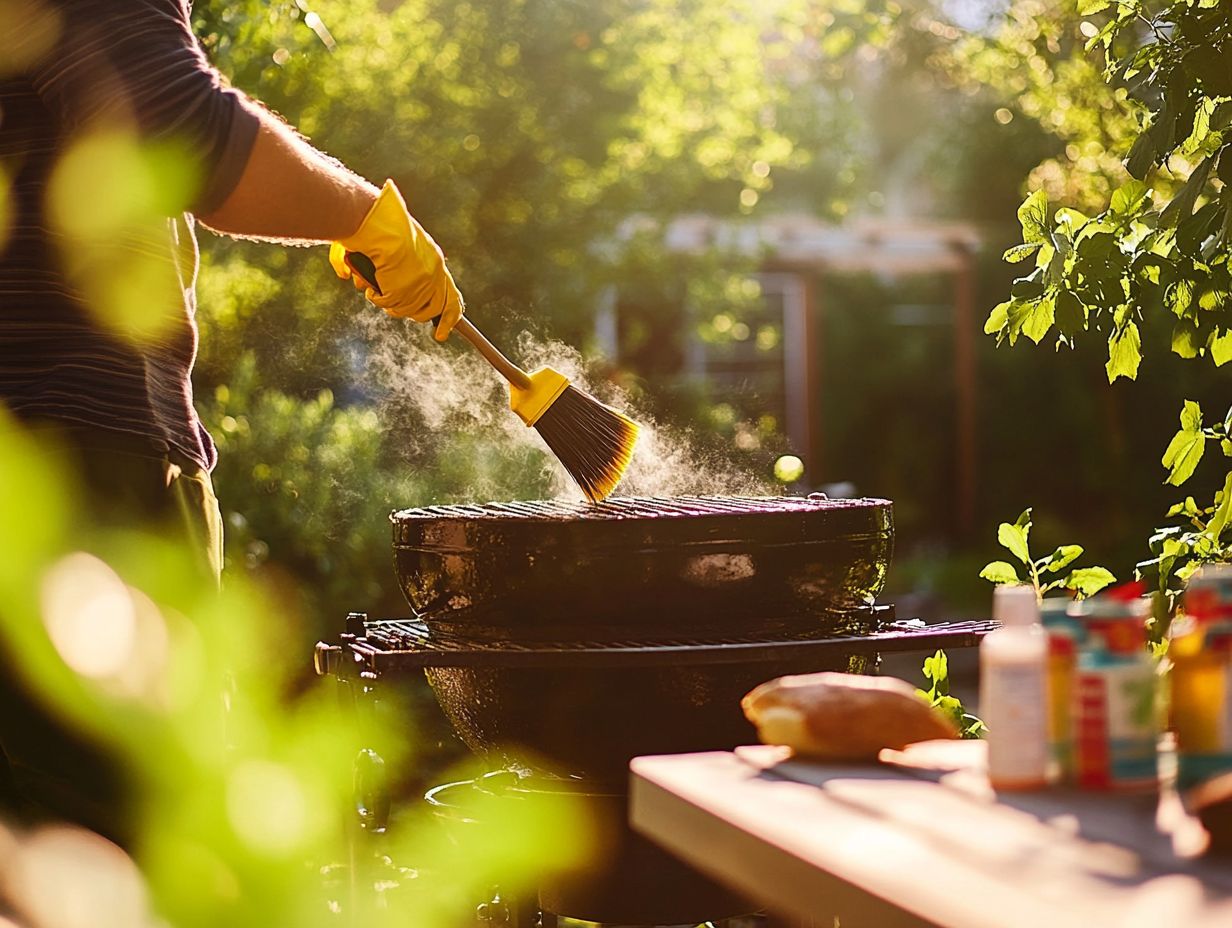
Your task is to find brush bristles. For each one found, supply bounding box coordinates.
[532,385,639,502]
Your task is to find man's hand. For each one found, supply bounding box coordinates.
[329,180,464,341]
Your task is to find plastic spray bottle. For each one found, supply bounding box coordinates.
[982,584,1049,790]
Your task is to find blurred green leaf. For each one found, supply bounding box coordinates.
[1044,544,1083,573]
[1162,399,1206,485]
[1017,190,1050,245]
[1065,566,1116,596]
[998,521,1031,563]
[1106,320,1142,381]
[979,560,1020,583]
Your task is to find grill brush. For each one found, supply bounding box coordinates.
[341,250,639,501]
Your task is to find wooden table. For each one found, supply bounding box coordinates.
[629,741,1232,928]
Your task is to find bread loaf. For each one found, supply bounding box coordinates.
[742,671,959,760]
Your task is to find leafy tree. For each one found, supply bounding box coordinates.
[983,0,1232,606]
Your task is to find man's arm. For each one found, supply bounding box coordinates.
[196,108,378,244]
[200,103,464,340]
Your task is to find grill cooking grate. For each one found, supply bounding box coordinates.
[394,494,877,523]
[315,612,998,675]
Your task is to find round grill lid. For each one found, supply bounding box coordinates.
[389,494,894,626]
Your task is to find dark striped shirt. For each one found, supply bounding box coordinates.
[0,0,259,470]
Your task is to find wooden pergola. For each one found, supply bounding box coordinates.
[661,214,982,537]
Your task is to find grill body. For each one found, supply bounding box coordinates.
[317,609,999,924]
[426,639,874,783]
[391,495,893,635]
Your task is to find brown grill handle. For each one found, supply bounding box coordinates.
[449,317,533,392]
[344,250,532,391]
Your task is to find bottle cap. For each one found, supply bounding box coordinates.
[993,583,1040,628]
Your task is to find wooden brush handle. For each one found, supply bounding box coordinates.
[450,317,533,392]
[342,249,533,392]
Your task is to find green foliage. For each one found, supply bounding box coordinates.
[947,0,1142,212]
[980,508,1116,598]
[197,350,563,634]
[198,354,413,625]
[918,650,986,739]
[0,413,583,927]
[191,0,827,356]
[1161,398,1207,485]
[981,0,1232,601]
[1140,465,1232,600]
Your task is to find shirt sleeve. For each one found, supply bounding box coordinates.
[34,0,260,215]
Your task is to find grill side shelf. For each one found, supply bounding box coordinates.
[316,619,998,675]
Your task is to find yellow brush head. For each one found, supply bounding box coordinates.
[531,384,640,502]
[509,367,570,427]
[507,366,639,501]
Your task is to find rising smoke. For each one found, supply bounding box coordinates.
[359,313,774,503]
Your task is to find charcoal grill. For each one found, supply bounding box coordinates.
[317,493,994,925]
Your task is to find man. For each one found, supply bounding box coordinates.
[0,0,462,837]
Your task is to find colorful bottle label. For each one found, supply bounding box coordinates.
[1047,640,1075,783]
[1073,659,1157,790]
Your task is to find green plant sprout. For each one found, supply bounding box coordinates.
[1138,401,1232,605]
[918,650,986,740]
[979,508,1116,599]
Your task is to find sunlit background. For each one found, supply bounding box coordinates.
[183,0,1226,621]
[0,0,1227,923]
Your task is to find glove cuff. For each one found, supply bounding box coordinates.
[337,179,406,252]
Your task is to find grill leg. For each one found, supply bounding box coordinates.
[329,673,398,928]
[477,891,543,928]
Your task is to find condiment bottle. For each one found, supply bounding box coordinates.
[1173,564,1232,790]
[1041,597,1082,784]
[1071,596,1158,792]
[982,584,1049,790]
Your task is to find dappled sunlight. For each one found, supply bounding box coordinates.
[225,760,318,857]
[2,825,153,928]
[39,552,172,704]
[40,553,136,681]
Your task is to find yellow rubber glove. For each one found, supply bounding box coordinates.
[329,180,464,341]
